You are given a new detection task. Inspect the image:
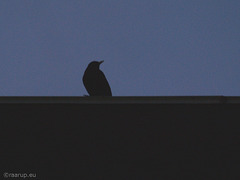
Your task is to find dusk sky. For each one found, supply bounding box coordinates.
[0,0,239,96]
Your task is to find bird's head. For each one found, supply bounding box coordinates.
[87,60,104,70]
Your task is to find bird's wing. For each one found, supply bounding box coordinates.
[96,70,112,96]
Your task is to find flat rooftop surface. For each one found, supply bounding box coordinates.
[0,96,239,104]
[1,96,240,179]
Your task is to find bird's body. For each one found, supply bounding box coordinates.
[83,61,112,96]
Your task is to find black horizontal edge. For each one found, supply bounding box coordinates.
[0,96,239,104]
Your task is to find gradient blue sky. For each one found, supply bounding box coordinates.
[0,0,239,96]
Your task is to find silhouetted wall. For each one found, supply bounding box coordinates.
[1,98,240,179]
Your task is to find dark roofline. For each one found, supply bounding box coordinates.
[0,96,239,104]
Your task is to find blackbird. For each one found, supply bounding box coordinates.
[83,60,112,96]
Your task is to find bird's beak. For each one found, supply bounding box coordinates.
[99,60,104,64]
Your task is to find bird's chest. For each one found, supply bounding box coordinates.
[83,71,103,86]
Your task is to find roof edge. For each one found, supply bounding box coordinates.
[0,96,239,104]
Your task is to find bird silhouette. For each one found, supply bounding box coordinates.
[83,60,112,96]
